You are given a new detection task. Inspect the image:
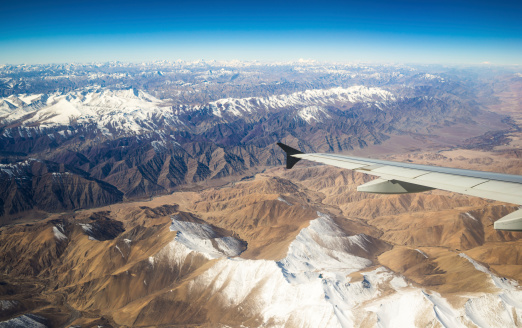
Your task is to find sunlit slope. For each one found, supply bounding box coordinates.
[1,149,522,326]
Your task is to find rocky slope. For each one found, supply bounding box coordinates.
[0,159,123,225]
[0,147,521,327]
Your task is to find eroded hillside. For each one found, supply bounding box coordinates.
[1,146,522,327]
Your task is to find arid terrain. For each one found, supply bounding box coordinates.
[1,146,522,327]
[1,63,522,327]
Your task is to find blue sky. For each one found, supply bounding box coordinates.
[1,0,521,65]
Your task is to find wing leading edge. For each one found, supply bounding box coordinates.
[277,142,522,231]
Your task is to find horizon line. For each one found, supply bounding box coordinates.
[2,59,520,68]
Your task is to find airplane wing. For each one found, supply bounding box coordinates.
[277,143,522,231]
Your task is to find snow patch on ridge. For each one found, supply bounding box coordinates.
[421,73,445,82]
[169,215,245,259]
[0,160,34,177]
[79,223,93,234]
[415,249,428,258]
[277,196,292,206]
[464,212,478,222]
[297,106,330,123]
[0,300,19,311]
[52,225,67,241]
[0,314,47,328]
[25,98,81,126]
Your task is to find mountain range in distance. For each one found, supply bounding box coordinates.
[0,62,517,222]
[0,61,522,327]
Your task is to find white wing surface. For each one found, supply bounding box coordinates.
[277,143,522,231]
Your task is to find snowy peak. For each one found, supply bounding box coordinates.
[277,212,374,284]
[1,94,44,110]
[25,98,82,126]
[6,95,27,107]
[0,99,17,112]
[0,88,180,134]
[419,73,445,82]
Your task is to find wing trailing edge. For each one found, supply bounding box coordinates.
[277,142,522,231]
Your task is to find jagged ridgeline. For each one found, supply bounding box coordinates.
[0,62,510,220]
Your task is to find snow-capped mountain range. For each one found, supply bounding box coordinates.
[182,86,395,119]
[0,75,493,218]
[0,86,395,136]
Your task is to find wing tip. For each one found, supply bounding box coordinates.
[494,208,522,231]
[277,142,304,169]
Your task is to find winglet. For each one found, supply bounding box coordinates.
[277,142,304,169]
